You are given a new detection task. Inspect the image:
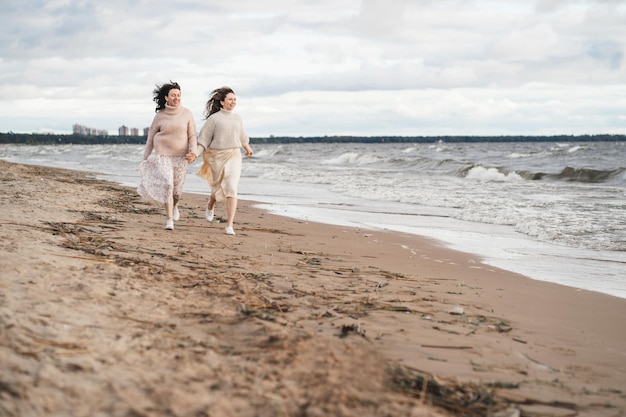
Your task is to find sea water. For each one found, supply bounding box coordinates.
[1,141,625,299]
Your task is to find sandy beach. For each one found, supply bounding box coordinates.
[1,159,625,417]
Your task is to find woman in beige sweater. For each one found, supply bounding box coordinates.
[138,81,197,230]
[196,86,253,235]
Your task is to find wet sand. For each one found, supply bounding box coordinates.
[1,160,625,417]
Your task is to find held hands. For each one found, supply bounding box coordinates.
[244,145,253,157]
[185,152,197,163]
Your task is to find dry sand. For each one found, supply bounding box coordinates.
[1,160,625,417]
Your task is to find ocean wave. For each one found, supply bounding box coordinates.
[486,166,626,184]
[551,167,626,183]
[506,152,534,159]
[321,152,383,166]
[459,165,522,182]
[253,149,276,158]
[253,145,285,158]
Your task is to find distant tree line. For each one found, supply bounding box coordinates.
[0,133,147,145]
[252,134,626,144]
[1,132,625,145]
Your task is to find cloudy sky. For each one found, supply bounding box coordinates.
[1,0,625,137]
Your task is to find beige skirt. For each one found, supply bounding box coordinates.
[196,148,242,202]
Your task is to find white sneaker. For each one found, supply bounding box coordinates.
[173,206,180,221]
[165,219,174,230]
[205,208,214,222]
[225,226,235,235]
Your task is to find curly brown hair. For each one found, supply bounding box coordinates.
[152,81,181,112]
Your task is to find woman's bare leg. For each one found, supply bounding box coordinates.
[165,199,173,219]
[207,196,216,211]
[226,196,237,228]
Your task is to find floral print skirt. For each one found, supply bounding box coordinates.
[137,155,188,204]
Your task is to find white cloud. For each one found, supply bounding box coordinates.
[0,0,624,136]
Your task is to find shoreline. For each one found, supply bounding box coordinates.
[250,194,626,301]
[3,143,625,300]
[1,160,625,416]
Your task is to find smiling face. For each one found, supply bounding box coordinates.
[221,92,236,111]
[165,88,181,107]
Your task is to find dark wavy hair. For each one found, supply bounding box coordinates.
[204,86,235,119]
[152,81,181,112]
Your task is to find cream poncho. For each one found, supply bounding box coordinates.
[196,109,249,152]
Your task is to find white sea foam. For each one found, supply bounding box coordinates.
[464,166,523,181]
[322,152,381,166]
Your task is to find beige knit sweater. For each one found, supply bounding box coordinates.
[196,109,249,154]
[143,104,197,160]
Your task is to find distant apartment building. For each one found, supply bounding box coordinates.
[144,127,150,136]
[118,125,147,136]
[73,124,108,136]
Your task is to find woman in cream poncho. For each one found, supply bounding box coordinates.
[196,86,253,235]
